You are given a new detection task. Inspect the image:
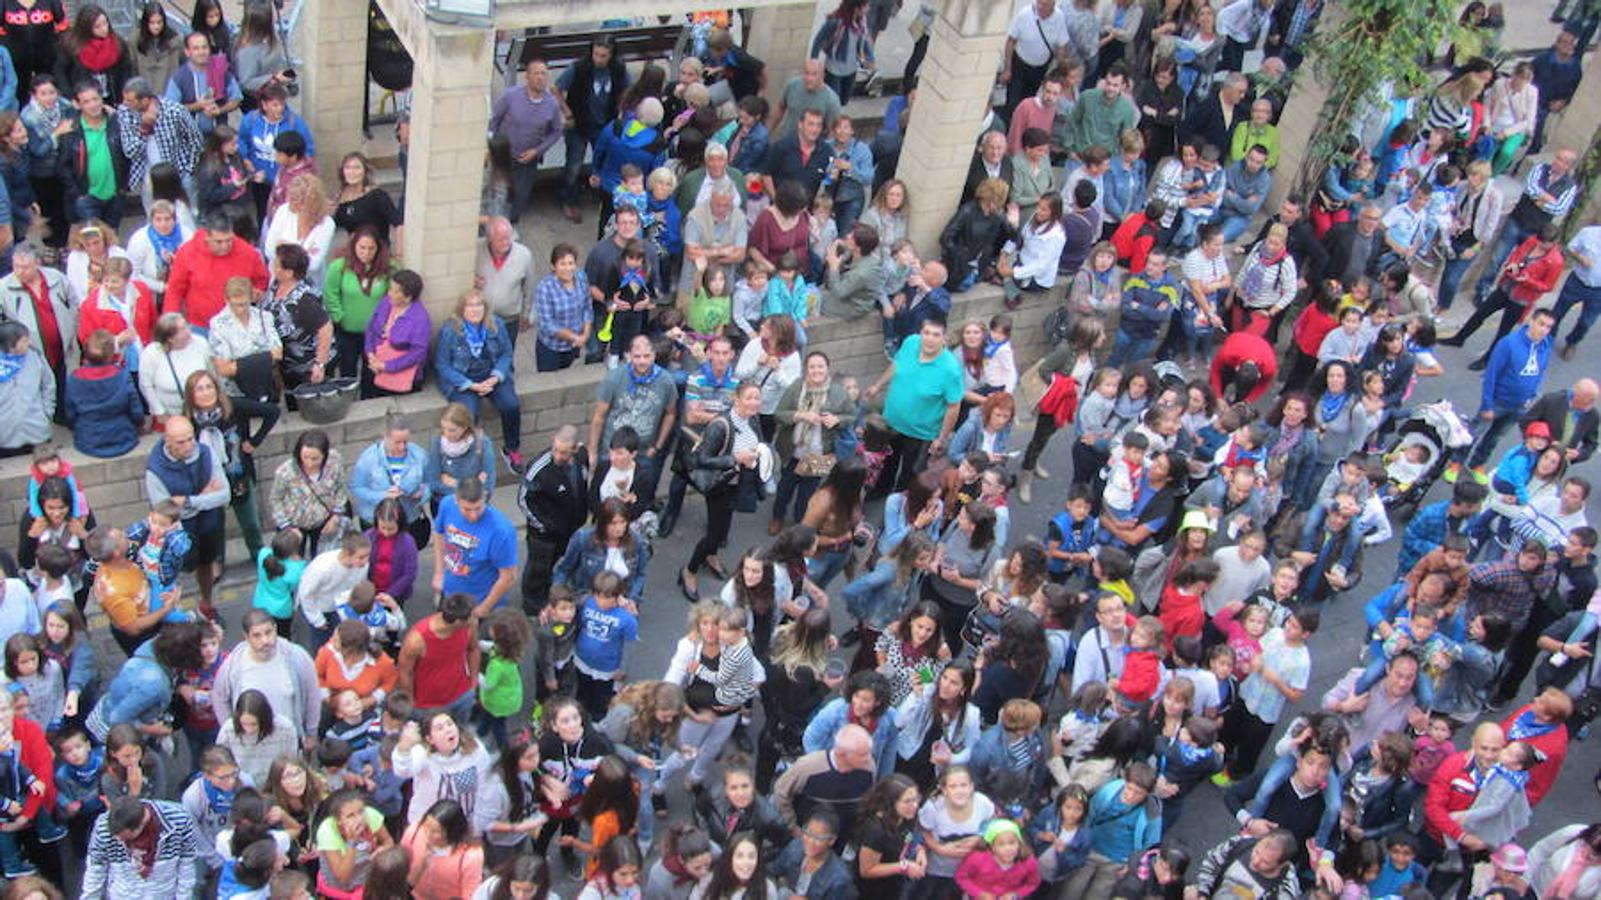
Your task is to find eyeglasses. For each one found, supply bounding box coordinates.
[800,828,835,843]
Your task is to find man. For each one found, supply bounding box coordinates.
[1397,480,1489,575]
[1322,653,1425,755]
[885,259,950,353]
[1473,148,1580,303]
[1324,203,1386,287]
[863,317,964,492]
[1466,540,1557,636]
[1530,29,1583,154]
[490,58,565,224]
[1423,722,1505,877]
[81,796,200,899]
[1186,465,1266,539]
[823,116,875,232]
[59,82,128,227]
[117,76,203,206]
[675,141,747,218]
[262,243,333,393]
[0,243,76,412]
[770,811,854,900]
[1064,65,1136,158]
[589,333,679,504]
[773,723,876,850]
[475,217,536,350]
[1112,249,1179,367]
[1181,73,1246,160]
[1217,0,1275,72]
[1501,689,1572,806]
[821,223,884,319]
[763,107,834,202]
[1060,178,1102,275]
[432,478,519,620]
[999,0,1070,115]
[236,83,315,220]
[771,58,842,141]
[265,130,317,220]
[397,592,481,723]
[703,27,767,103]
[143,416,229,617]
[1495,519,1596,702]
[1225,740,1335,871]
[164,212,270,331]
[1061,145,1111,223]
[165,31,241,132]
[1248,194,1327,287]
[1215,144,1271,242]
[1378,182,1433,272]
[1007,70,1063,156]
[680,187,750,296]
[1290,490,1362,602]
[555,35,630,223]
[1521,378,1599,463]
[519,425,590,612]
[1265,0,1323,68]
[1208,331,1276,404]
[658,337,738,537]
[1552,223,1601,360]
[1191,828,1301,899]
[1454,307,1557,478]
[209,609,321,743]
[1072,592,1133,692]
[962,131,1014,204]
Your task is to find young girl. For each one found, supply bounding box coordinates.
[479,608,531,750]
[314,788,396,899]
[1054,682,1112,767]
[579,835,645,900]
[982,314,1018,397]
[731,261,770,344]
[1034,785,1091,886]
[393,711,494,826]
[1212,599,1270,681]
[218,689,301,787]
[916,764,995,899]
[1070,368,1123,489]
[535,698,617,868]
[252,528,305,637]
[955,818,1042,900]
[854,774,926,896]
[560,755,639,878]
[695,760,788,851]
[40,605,95,726]
[694,831,777,900]
[602,241,655,366]
[764,251,813,331]
[100,722,166,802]
[5,634,63,733]
[266,756,329,868]
[807,195,838,278]
[687,266,733,337]
[176,620,227,763]
[475,736,549,868]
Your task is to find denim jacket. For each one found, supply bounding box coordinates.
[802,696,898,776]
[88,640,172,738]
[841,560,922,632]
[554,525,651,599]
[947,408,1013,463]
[435,317,515,391]
[349,440,431,522]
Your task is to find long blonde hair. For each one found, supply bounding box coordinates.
[289,173,330,221]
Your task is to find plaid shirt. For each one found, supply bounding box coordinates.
[534,271,591,352]
[1466,553,1557,630]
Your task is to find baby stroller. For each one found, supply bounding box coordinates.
[1380,400,1474,517]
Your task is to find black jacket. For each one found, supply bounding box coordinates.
[56,115,129,208]
[961,152,1014,204]
[940,201,1015,276]
[684,413,740,494]
[1521,389,1600,463]
[1179,94,1238,158]
[1323,220,1386,286]
[518,446,590,541]
[562,56,628,137]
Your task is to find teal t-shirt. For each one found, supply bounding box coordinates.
[883,336,965,441]
[252,548,307,620]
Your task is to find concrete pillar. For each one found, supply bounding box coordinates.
[1265,68,1331,214]
[902,0,1011,254]
[402,27,495,321]
[300,0,371,170]
[745,1,819,110]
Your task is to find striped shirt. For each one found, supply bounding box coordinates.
[714,638,759,707]
[1520,162,1579,218]
[81,800,200,899]
[534,271,592,352]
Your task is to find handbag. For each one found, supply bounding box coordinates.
[796,452,837,478]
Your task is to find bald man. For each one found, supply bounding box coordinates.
[143,415,231,615]
[1422,721,1505,878]
[475,217,536,346]
[1521,378,1600,463]
[773,723,876,851]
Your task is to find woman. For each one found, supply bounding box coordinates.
[881,470,944,554]
[810,0,871,106]
[1228,223,1299,336]
[395,711,494,825]
[1018,318,1104,502]
[746,180,810,273]
[349,411,429,529]
[680,382,765,601]
[76,257,155,377]
[1131,512,1212,615]
[186,368,273,563]
[853,775,926,896]
[719,547,796,657]
[1006,128,1057,214]
[800,455,869,590]
[948,391,1015,465]
[1062,715,1146,794]
[770,350,855,535]
[1425,58,1494,144]
[189,0,233,60]
[534,242,590,372]
[263,173,336,284]
[85,620,204,740]
[324,226,394,381]
[1304,361,1381,508]
[479,854,553,900]
[1265,391,1320,519]
[137,312,212,422]
[599,681,684,844]
[735,315,802,439]
[663,604,758,794]
[692,831,779,900]
[1476,444,1567,552]
[556,497,651,601]
[1,0,67,107]
[756,610,833,792]
[954,320,1008,407]
[844,532,936,646]
[57,5,132,102]
[973,612,1049,725]
[435,290,524,469]
[895,661,981,786]
[0,322,51,456]
[231,2,291,110]
[474,736,551,867]
[940,177,1014,292]
[19,75,70,246]
[874,599,950,705]
[1338,731,1419,850]
[1002,194,1067,308]
[364,497,420,605]
[1137,59,1185,165]
[860,180,910,250]
[925,502,1001,653]
[207,276,282,424]
[64,219,129,306]
[1285,281,1341,393]
[15,475,92,597]
[193,126,252,227]
[403,799,485,899]
[269,428,351,558]
[1171,4,1222,98]
[1359,323,1416,438]
[333,152,403,244]
[1438,160,1505,313]
[1527,822,1601,898]
[128,1,180,97]
[146,161,197,232]
[316,788,398,898]
[362,268,431,398]
[0,112,34,237]
[125,200,187,302]
[424,402,498,514]
[216,688,298,786]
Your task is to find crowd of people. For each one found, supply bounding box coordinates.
[0,0,1596,898]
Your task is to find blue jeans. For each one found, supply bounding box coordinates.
[1218,212,1253,243]
[449,381,523,452]
[1474,221,1534,300]
[825,71,855,106]
[1238,752,1342,847]
[808,546,851,589]
[1552,276,1601,349]
[560,129,593,208]
[1106,330,1156,368]
[509,158,540,223]
[772,460,821,525]
[1170,209,1212,251]
[73,193,124,230]
[534,341,579,372]
[0,829,29,876]
[634,763,658,845]
[1466,404,1523,469]
[1437,253,1476,311]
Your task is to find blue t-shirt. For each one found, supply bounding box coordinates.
[433,495,519,604]
[574,597,638,674]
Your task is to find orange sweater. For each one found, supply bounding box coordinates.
[314,642,399,703]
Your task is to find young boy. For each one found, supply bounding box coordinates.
[1368,834,1428,897]
[333,580,408,658]
[1171,635,1222,717]
[1402,533,1472,611]
[982,314,1016,394]
[1153,715,1224,831]
[1171,145,1224,251]
[52,726,104,858]
[30,544,73,616]
[1045,486,1097,585]
[731,260,770,342]
[603,240,655,364]
[611,164,652,232]
[537,587,580,705]
[1409,712,1457,787]
[323,689,381,752]
[1361,603,1453,705]
[573,572,638,719]
[123,501,193,622]
[1214,421,1268,477]
[348,734,407,842]
[181,746,252,879]
[1095,547,1136,609]
[298,533,373,650]
[1103,431,1149,524]
[0,728,45,876]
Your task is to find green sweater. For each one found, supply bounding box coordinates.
[1067,93,1137,156]
[1229,122,1281,169]
[479,653,523,717]
[323,258,394,335]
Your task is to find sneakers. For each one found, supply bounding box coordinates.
[651,792,668,816]
[1444,462,1462,484]
[1034,462,1051,481]
[502,448,526,474]
[1471,466,1490,485]
[1210,771,1233,788]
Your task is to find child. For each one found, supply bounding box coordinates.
[1171,146,1224,250]
[181,746,252,877]
[1114,616,1165,711]
[573,572,639,720]
[5,634,63,734]
[1214,608,1318,785]
[1045,486,1096,585]
[30,544,73,618]
[1215,421,1268,477]
[963,586,1016,659]
[561,756,640,879]
[1102,431,1149,520]
[1170,636,1222,717]
[981,315,1018,397]
[611,164,651,233]
[955,818,1042,900]
[1035,785,1091,885]
[883,238,920,297]
[1361,603,1452,706]
[1094,547,1136,610]
[1157,559,1217,653]
[1153,715,1224,831]
[603,241,655,365]
[348,733,407,841]
[323,689,380,752]
[537,588,580,706]
[26,444,90,523]
[479,608,530,749]
[52,726,104,858]
[686,266,732,337]
[1212,600,1271,681]
[1445,742,1536,872]
[177,620,227,763]
[252,528,305,637]
[1368,833,1428,897]
[100,722,165,801]
[764,251,813,329]
[123,502,191,621]
[1385,441,1433,495]
[1244,561,1302,630]
[858,415,895,495]
[1054,683,1111,766]
[297,533,373,651]
[316,738,359,792]
[0,721,45,872]
[333,580,408,658]
[807,194,838,277]
[575,834,644,900]
[1410,712,1457,787]
[731,261,769,344]
[1207,644,1238,722]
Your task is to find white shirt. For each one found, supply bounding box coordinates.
[263,209,336,285]
[1216,0,1271,45]
[1567,225,1601,288]
[1007,4,1071,67]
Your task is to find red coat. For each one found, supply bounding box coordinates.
[1499,237,1565,307]
[1158,585,1206,655]
[1209,331,1279,403]
[1424,749,1482,843]
[77,280,158,349]
[1500,704,1568,807]
[12,718,56,821]
[163,230,270,326]
[1111,214,1159,275]
[1292,304,1338,357]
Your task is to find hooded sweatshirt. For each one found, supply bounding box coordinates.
[1481,324,1553,413]
[65,363,144,457]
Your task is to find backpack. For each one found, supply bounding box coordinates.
[1042,304,1073,347]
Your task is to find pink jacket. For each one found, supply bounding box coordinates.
[955,851,1042,899]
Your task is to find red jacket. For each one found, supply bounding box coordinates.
[1292,304,1339,357]
[1209,331,1278,402]
[1158,585,1206,655]
[1111,214,1159,275]
[1498,236,1565,307]
[13,718,56,821]
[78,280,158,348]
[1424,749,1483,843]
[163,230,270,326]
[1500,704,1568,807]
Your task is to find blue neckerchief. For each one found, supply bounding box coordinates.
[1507,709,1558,741]
[621,267,648,291]
[1488,763,1531,792]
[463,321,488,357]
[983,338,1009,359]
[1319,390,1351,422]
[628,364,662,395]
[61,748,103,786]
[338,602,388,629]
[147,222,183,259]
[1174,740,1212,766]
[202,778,237,816]
[696,361,736,390]
[0,353,26,384]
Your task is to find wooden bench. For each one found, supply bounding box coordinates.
[500,23,686,78]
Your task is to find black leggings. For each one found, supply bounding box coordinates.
[1221,703,1275,779]
[688,484,737,574]
[533,814,579,854]
[1452,288,1526,355]
[1021,415,1060,472]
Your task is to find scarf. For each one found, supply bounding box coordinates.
[621,267,648,292]
[663,853,700,887]
[696,361,736,391]
[1173,738,1213,767]
[1487,763,1531,792]
[0,352,27,384]
[202,778,237,817]
[1270,422,1304,458]
[1549,840,1597,899]
[1506,709,1558,741]
[77,35,123,72]
[1319,390,1351,424]
[125,811,162,879]
[984,338,1009,359]
[794,381,831,451]
[1237,244,1289,301]
[439,434,474,459]
[61,747,103,788]
[147,222,183,262]
[463,321,488,357]
[25,99,63,137]
[628,364,663,395]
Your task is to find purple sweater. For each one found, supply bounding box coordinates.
[364,298,433,380]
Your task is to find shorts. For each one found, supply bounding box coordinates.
[183,519,224,568]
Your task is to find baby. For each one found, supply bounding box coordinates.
[1103,432,1150,519]
[1385,443,1433,495]
[1114,616,1165,711]
[610,164,652,232]
[1448,741,1536,860]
